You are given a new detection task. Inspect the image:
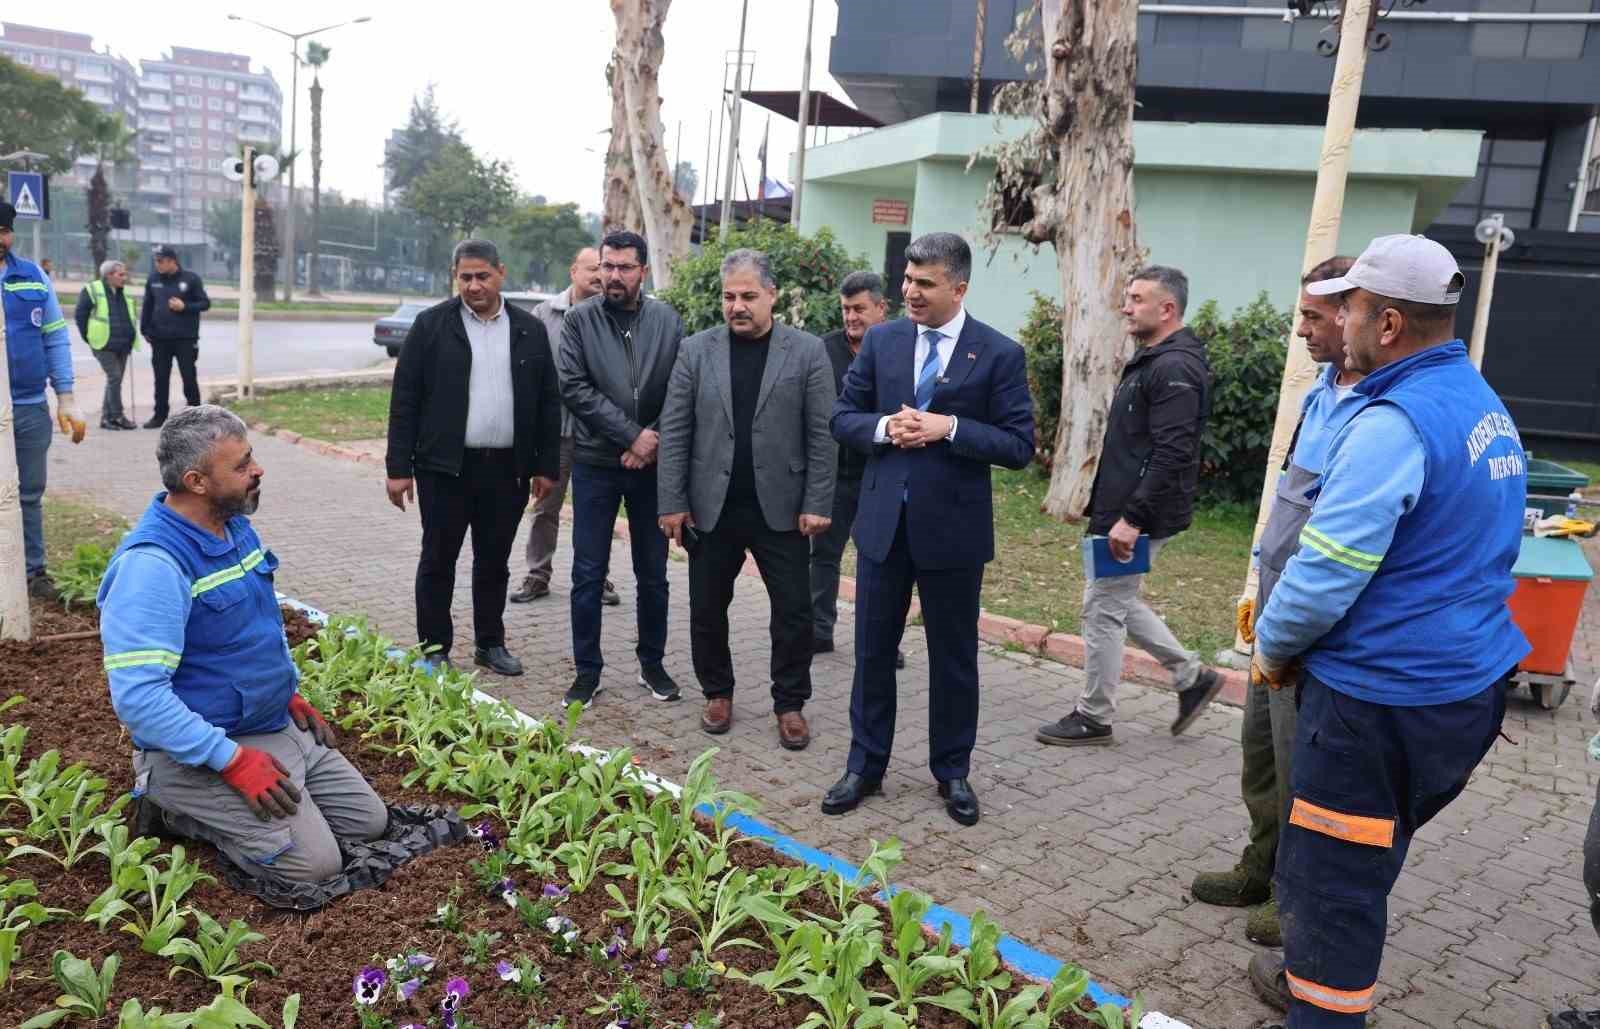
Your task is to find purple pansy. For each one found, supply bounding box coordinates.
[407,953,436,972]
[541,882,568,899]
[443,975,470,1010]
[653,948,670,965]
[604,928,625,960]
[397,978,421,1001]
[469,821,500,851]
[496,959,519,983]
[352,966,386,1006]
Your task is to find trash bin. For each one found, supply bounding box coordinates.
[1508,535,1592,677]
[1526,458,1590,517]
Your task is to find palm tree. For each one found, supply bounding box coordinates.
[305,41,331,296]
[85,114,136,269]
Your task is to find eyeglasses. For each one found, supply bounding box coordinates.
[601,262,640,274]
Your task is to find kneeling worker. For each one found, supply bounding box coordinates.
[98,405,388,883]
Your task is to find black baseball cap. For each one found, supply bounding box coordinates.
[0,202,14,231]
[153,244,178,260]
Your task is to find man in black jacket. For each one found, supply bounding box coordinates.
[384,239,560,677]
[557,230,686,709]
[1037,265,1222,747]
[139,245,210,429]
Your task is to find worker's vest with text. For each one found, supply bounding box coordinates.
[1306,341,1531,705]
[111,495,296,739]
[85,279,139,351]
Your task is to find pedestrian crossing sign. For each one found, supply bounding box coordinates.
[6,172,48,221]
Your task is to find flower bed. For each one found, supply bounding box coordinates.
[0,598,1144,1028]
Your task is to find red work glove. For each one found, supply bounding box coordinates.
[220,746,302,821]
[287,693,335,747]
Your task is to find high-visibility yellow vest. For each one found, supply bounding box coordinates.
[85,278,140,351]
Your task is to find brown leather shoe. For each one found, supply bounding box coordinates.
[777,711,811,751]
[701,697,732,735]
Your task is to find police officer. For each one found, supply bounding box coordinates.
[140,244,210,429]
[1246,235,1529,1026]
[1,200,85,600]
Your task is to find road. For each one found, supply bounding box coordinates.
[67,320,390,417]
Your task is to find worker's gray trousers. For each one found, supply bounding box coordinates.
[1072,536,1201,725]
[134,724,388,883]
[1587,780,1600,936]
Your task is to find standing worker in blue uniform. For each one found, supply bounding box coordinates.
[1246,235,1529,1026]
[1190,256,1366,948]
[1,200,85,600]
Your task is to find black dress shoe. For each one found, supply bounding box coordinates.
[142,414,166,429]
[937,777,980,826]
[820,772,882,815]
[473,645,524,676]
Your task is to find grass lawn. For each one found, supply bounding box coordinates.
[844,467,1254,657]
[42,495,129,567]
[226,384,392,443]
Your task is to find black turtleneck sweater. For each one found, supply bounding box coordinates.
[726,326,773,510]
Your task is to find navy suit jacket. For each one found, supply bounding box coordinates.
[831,314,1035,569]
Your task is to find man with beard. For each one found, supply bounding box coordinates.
[97,405,389,884]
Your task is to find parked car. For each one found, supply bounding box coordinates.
[374,301,430,358]
[374,292,557,358]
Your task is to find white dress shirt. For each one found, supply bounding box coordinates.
[875,306,966,443]
[461,298,516,449]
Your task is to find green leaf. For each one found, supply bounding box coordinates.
[18,1010,72,1028]
[280,993,300,1029]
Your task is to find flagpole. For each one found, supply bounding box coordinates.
[791,0,816,226]
[757,117,770,222]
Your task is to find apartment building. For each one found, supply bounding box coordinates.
[0,23,140,189]
[136,47,283,235]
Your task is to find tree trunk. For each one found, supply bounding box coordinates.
[309,74,324,296]
[1034,0,1142,521]
[87,165,111,270]
[254,195,279,305]
[0,316,31,641]
[606,0,693,289]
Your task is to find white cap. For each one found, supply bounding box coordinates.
[1306,234,1464,305]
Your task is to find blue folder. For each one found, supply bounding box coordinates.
[1082,534,1152,580]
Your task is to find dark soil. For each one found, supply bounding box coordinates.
[0,598,1100,1028]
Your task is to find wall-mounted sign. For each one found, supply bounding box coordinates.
[871,199,909,225]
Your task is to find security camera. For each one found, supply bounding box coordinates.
[253,154,280,182]
[222,158,247,183]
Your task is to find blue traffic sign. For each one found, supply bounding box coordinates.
[7,171,48,221]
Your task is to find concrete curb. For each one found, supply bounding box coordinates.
[255,418,1248,710]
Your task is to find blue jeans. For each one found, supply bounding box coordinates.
[14,402,51,578]
[568,462,668,678]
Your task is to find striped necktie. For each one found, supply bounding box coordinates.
[916,329,943,411]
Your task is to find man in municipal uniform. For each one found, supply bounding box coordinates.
[98,406,389,884]
[1,200,85,601]
[1246,235,1529,1026]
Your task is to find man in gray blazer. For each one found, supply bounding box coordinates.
[658,249,837,751]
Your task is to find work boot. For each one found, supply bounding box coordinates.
[1246,895,1282,947]
[701,697,732,735]
[26,573,59,602]
[508,575,549,603]
[1248,951,1289,1013]
[1550,1011,1600,1028]
[1190,863,1271,907]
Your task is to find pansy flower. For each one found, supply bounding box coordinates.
[397,977,421,1001]
[469,821,500,851]
[496,958,520,983]
[442,975,470,1013]
[407,953,436,973]
[542,882,568,899]
[653,948,670,965]
[352,966,386,1006]
[604,929,625,960]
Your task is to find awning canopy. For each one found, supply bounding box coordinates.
[738,90,883,129]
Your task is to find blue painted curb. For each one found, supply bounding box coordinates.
[279,595,1136,1014]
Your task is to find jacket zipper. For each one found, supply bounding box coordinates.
[605,306,642,423]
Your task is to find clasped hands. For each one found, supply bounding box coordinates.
[886,405,952,449]
[622,428,659,470]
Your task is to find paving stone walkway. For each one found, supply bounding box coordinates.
[42,422,1600,1028]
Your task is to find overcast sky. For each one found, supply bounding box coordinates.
[70,0,851,214]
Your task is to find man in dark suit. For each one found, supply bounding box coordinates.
[384,239,561,676]
[820,232,1035,827]
[658,249,837,750]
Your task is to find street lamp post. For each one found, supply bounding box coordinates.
[226,14,371,304]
